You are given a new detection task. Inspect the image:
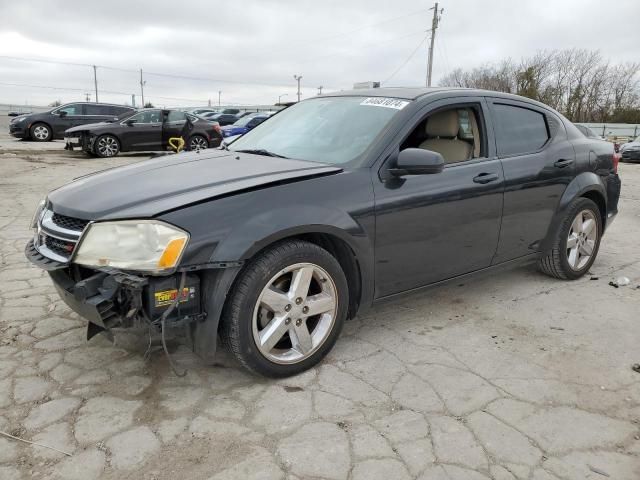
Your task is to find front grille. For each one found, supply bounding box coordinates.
[44,235,76,258]
[52,213,90,232]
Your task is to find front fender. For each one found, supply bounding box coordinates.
[210,204,371,262]
[539,171,606,254]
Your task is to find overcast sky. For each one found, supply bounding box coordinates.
[1,0,638,108]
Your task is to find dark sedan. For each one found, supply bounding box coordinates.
[64,109,223,157]
[204,112,240,126]
[9,102,135,141]
[26,88,620,378]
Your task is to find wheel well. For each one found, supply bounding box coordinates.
[581,190,606,228]
[236,233,363,321]
[29,121,52,136]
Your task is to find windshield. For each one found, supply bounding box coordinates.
[229,96,408,164]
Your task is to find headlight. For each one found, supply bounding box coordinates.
[74,221,189,273]
[31,198,46,229]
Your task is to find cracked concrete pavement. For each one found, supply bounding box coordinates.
[0,135,639,479]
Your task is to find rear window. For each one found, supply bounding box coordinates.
[493,103,549,156]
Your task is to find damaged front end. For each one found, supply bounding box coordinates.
[26,238,204,341]
[25,206,212,362]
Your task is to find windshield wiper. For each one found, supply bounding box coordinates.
[235,148,288,158]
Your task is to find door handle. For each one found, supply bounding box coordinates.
[473,172,499,184]
[554,159,574,168]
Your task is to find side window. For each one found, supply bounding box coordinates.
[127,110,161,124]
[114,107,133,115]
[85,105,110,115]
[167,111,186,122]
[400,104,485,164]
[492,103,550,156]
[57,104,83,115]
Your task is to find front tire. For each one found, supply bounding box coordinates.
[94,135,120,158]
[30,123,52,142]
[220,240,349,377]
[538,198,602,280]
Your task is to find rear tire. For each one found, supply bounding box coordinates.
[189,134,208,151]
[30,123,52,142]
[219,240,349,377]
[538,198,602,280]
[94,135,120,158]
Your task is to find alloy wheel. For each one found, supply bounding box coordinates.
[33,125,49,140]
[190,136,208,151]
[566,209,598,270]
[97,136,118,157]
[252,262,338,364]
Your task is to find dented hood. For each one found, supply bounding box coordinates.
[48,149,341,219]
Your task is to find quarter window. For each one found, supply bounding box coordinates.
[493,104,549,156]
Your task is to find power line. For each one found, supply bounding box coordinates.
[382,34,430,85]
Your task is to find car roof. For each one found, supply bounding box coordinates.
[59,102,135,108]
[321,87,556,110]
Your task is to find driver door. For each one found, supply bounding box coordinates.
[53,103,85,137]
[119,110,162,150]
[373,98,504,297]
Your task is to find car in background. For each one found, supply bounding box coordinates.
[620,135,640,163]
[574,124,600,139]
[9,102,136,141]
[204,112,239,126]
[220,112,271,138]
[188,108,220,117]
[63,109,222,157]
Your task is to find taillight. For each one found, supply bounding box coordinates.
[612,152,620,174]
[211,122,221,134]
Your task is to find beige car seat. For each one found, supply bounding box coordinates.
[419,110,472,163]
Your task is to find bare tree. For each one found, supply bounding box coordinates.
[439,49,640,122]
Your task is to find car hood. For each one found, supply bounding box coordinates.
[65,121,116,133]
[48,149,342,219]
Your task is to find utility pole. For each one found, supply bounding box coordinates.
[218,90,222,106]
[278,93,288,104]
[426,2,443,87]
[92,65,99,103]
[294,75,302,102]
[140,69,146,107]
[131,94,136,107]
[85,92,91,102]
[317,86,323,95]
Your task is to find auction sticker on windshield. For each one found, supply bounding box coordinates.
[360,97,410,109]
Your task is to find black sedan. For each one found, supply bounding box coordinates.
[64,109,223,157]
[26,88,620,377]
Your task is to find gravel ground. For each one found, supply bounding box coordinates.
[0,137,639,480]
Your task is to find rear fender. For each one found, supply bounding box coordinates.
[539,172,606,254]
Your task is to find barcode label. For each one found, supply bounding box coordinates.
[360,97,410,110]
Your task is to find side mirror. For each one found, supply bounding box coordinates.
[58,110,68,117]
[125,119,137,126]
[389,148,445,176]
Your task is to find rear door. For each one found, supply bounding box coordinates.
[487,99,575,263]
[162,111,190,147]
[84,104,116,123]
[373,97,505,297]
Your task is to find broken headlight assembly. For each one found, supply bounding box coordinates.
[73,220,189,274]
